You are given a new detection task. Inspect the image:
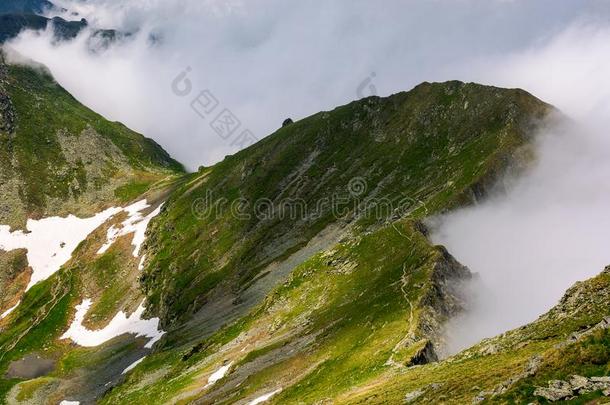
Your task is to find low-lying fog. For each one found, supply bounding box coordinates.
[432,22,610,353]
[432,117,610,353]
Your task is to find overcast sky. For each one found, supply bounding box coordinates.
[7,0,610,169]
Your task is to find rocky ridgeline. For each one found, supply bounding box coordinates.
[414,245,472,361]
[534,375,610,402]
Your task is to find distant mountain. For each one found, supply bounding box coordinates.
[0,0,126,48]
[0,14,87,43]
[0,0,54,14]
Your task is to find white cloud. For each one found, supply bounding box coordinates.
[7,0,601,169]
[432,21,610,353]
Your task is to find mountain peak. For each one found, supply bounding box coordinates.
[0,49,183,229]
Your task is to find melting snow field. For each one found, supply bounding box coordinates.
[206,362,233,387]
[0,207,122,291]
[138,254,147,271]
[249,389,282,405]
[122,356,146,374]
[0,199,162,320]
[0,302,19,320]
[98,200,163,257]
[61,299,164,348]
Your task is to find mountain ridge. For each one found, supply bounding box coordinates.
[141,78,553,329]
[0,48,184,230]
[3,53,609,405]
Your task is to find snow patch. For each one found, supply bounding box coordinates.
[121,356,146,374]
[206,362,233,387]
[0,207,122,291]
[97,200,162,257]
[59,401,80,405]
[138,254,146,271]
[0,302,19,319]
[248,389,282,405]
[61,299,165,348]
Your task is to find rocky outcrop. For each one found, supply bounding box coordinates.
[534,375,610,402]
[388,241,472,367]
[473,356,542,402]
[404,383,442,403]
[407,339,438,366]
[0,90,14,134]
[541,266,610,325]
[416,246,471,356]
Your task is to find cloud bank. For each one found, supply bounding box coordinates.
[7,0,605,169]
[432,21,610,353]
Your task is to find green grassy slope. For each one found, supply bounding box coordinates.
[102,241,610,405]
[0,77,563,404]
[103,219,471,404]
[340,267,610,404]
[0,182,175,404]
[92,81,558,403]
[141,80,553,330]
[0,50,184,229]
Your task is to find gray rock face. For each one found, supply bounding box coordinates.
[404,383,442,403]
[404,388,425,403]
[534,385,573,402]
[534,375,610,402]
[0,89,15,134]
[407,340,438,366]
[569,375,590,391]
[417,245,472,354]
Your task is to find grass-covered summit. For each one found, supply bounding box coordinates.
[0,49,183,229]
[141,79,553,328]
[93,80,565,404]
